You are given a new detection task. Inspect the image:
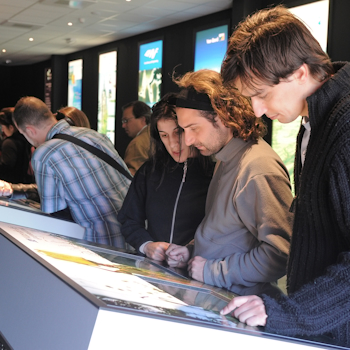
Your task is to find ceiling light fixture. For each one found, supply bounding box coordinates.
[29,38,34,41]
[2,49,6,53]
[68,22,73,26]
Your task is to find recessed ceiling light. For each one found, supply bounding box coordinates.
[68,22,73,26]
[29,38,34,42]
[126,0,131,2]
[2,49,6,53]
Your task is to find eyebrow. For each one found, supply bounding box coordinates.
[158,127,179,133]
[180,123,197,129]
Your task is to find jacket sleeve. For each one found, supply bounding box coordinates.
[329,148,350,240]
[262,252,350,345]
[117,163,154,253]
[203,173,293,288]
[11,183,40,202]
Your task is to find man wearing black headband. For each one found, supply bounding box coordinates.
[166,69,293,290]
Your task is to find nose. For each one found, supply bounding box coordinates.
[183,130,194,146]
[251,97,267,118]
[169,135,179,150]
[122,123,126,129]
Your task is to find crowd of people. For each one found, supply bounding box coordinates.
[1,4,350,348]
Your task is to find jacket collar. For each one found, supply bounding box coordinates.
[307,62,350,129]
[215,136,250,163]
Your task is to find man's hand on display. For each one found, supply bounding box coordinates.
[220,295,267,327]
[0,181,13,197]
[165,244,190,268]
[144,242,170,261]
[187,255,206,282]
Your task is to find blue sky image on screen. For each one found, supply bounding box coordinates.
[68,59,82,110]
[138,40,163,107]
[139,40,163,71]
[194,25,228,72]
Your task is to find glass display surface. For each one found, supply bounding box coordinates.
[194,24,228,72]
[0,221,345,349]
[272,0,329,192]
[68,59,83,110]
[138,40,163,107]
[98,51,117,145]
[1,222,240,329]
[0,198,42,213]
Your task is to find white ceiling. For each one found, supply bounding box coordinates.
[0,0,232,66]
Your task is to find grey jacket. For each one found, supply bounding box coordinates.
[193,137,293,289]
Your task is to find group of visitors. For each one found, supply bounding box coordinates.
[0,5,349,347]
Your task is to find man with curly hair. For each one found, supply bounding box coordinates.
[166,69,293,291]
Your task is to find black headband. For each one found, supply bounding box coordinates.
[175,88,214,112]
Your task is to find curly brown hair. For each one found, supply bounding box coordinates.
[173,69,266,141]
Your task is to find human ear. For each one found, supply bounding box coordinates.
[294,63,309,84]
[25,125,36,138]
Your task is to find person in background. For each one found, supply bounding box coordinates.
[9,96,131,248]
[166,69,293,290]
[122,101,151,175]
[118,93,214,261]
[55,106,91,128]
[0,107,33,184]
[0,106,93,203]
[220,6,350,347]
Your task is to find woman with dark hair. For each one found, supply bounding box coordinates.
[117,93,214,261]
[0,107,33,183]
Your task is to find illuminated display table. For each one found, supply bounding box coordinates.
[0,222,344,350]
[0,198,85,239]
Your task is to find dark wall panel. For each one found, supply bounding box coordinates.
[61,9,231,156]
[0,59,50,110]
[3,1,350,153]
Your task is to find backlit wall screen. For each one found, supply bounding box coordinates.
[194,24,228,72]
[290,0,329,52]
[68,59,83,110]
[98,51,117,145]
[138,40,163,107]
[272,0,329,190]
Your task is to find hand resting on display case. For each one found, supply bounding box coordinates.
[143,242,170,261]
[166,244,206,282]
[0,180,13,197]
[220,295,267,327]
[166,244,190,268]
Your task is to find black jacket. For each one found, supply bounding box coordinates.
[0,132,33,184]
[263,62,350,347]
[118,157,213,253]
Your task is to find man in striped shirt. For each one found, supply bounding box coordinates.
[13,96,131,248]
